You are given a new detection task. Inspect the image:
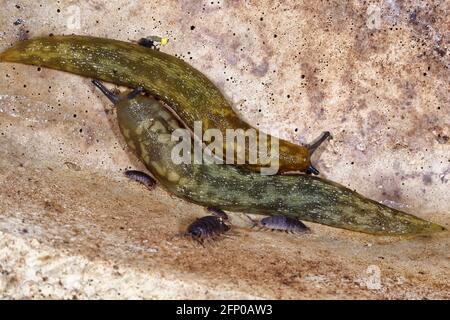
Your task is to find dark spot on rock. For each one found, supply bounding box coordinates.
[190,25,195,30]
[422,173,432,185]
[435,134,449,144]
[434,47,446,57]
[43,200,64,214]
[250,59,269,77]
[357,99,368,110]
[409,10,418,24]
[18,27,29,41]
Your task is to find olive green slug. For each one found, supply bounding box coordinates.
[91,80,444,236]
[0,35,328,174]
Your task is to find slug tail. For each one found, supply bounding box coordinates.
[0,46,20,63]
[417,221,446,234]
[0,39,49,67]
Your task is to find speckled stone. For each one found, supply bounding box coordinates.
[0,0,448,299]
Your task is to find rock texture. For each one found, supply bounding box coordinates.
[0,0,448,299]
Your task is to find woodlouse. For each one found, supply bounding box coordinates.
[251,215,311,234]
[124,170,156,190]
[186,215,230,245]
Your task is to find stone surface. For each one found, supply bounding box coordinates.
[0,0,448,299]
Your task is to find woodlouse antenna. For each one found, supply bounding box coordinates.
[245,214,259,228]
[207,207,229,221]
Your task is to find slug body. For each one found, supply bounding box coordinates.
[95,83,444,236]
[0,35,318,173]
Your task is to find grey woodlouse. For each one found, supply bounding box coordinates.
[251,215,311,234]
[186,215,230,245]
[124,170,156,190]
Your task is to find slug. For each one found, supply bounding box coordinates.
[91,80,443,236]
[0,35,328,174]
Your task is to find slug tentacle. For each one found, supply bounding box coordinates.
[307,131,332,155]
[305,165,320,175]
[303,131,331,175]
[127,87,145,100]
[92,80,119,104]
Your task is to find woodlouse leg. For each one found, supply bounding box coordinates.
[92,80,119,104]
[207,237,218,247]
[192,236,205,247]
[124,170,156,190]
[221,233,236,239]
